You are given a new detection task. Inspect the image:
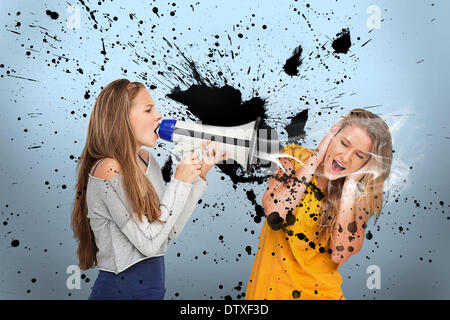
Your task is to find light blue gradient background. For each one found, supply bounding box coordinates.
[0,0,449,299]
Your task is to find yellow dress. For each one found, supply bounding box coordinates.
[245,144,345,300]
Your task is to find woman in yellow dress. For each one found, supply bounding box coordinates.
[246,109,393,300]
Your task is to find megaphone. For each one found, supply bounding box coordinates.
[157,117,280,174]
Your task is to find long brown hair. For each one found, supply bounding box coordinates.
[71,79,162,270]
[316,108,393,242]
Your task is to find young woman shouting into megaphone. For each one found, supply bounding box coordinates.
[71,79,229,300]
[245,109,393,300]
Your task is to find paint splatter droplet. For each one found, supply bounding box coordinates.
[347,221,357,233]
[45,10,59,20]
[332,28,351,54]
[283,45,303,76]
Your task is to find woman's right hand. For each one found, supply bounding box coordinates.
[315,119,344,164]
[174,151,202,183]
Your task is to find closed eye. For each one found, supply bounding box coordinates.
[341,140,348,147]
[146,109,152,113]
[356,153,364,159]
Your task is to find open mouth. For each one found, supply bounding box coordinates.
[154,123,160,137]
[331,159,346,173]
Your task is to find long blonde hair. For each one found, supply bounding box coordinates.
[316,108,393,242]
[71,79,162,270]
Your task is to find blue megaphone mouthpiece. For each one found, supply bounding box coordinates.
[158,119,177,142]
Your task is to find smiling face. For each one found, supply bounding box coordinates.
[323,125,373,181]
[129,88,162,148]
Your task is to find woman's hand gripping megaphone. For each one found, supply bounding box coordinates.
[199,141,231,180]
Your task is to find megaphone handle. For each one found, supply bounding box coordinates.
[181,150,193,160]
[177,143,196,161]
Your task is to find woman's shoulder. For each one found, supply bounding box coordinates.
[90,158,121,181]
[281,144,314,162]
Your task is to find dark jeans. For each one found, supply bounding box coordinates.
[88,256,165,300]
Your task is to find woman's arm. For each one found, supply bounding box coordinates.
[329,181,366,264]
[167,176,208,241]
[261,157,294,213]
[94,158,195,257]
[166,140,228,241]
[262,150,322,221]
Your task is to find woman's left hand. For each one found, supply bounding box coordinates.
[199,141,231,180]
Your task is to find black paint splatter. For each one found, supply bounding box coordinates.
[332,28,351,54]
[296,232,306,240]
[246,190,265,223]
[168,84,267,127]
[283,45,303,76]
[347,221,357,233]
[45,10,59,20]
[161,156,173,183]
[284,109,308,143]
[308,181,325,201]
[285,211,296,226]
[267,212,283,230]
[152,7,160,18]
